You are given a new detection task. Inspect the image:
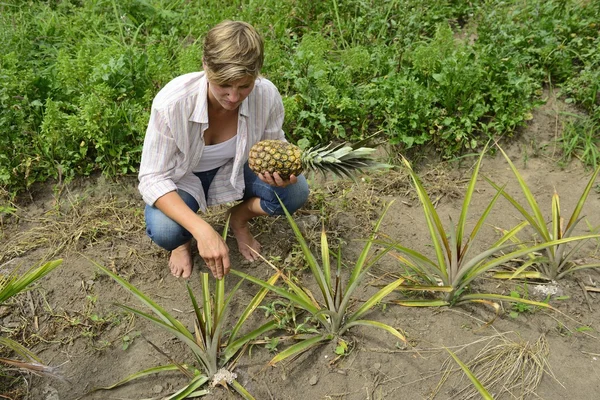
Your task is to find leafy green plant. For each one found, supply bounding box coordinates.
[121,331,141,351]
[90,222,280,399]
[559,112,600,169]
[8,0,597,194]
[334,338,350,357]
[264,337,280,353]
[508,286,535,319]
[231,200,406,366]
[259,299,319,335]
[487,146,600,280]
[382,147,587,311]
[0,259,62,374]
[0,204,17,231]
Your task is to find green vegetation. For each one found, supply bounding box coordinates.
[487,146,600,280]
[0,260,62,373]
[1,0,599,195]
[381,147,583,310]
[93,262,278,398]
[2,1,600,395]
[91,224,278,399]
[232,200,406,366]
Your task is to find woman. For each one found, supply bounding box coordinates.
[138,21,309,280]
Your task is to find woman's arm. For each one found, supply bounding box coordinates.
[260,80,286,142]
[140,107,228,278]
[138,109,181,206]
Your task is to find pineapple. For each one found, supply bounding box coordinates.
[248,139,388,181]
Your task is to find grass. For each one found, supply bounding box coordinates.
[1,0,600,397]
[436,333,553,400]
[559,112,600,169]
[2,0,599,195]
[0,185,144,265]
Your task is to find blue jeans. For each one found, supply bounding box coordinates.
[144,163,309,251]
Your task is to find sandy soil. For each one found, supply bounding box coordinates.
[2,91,600,400]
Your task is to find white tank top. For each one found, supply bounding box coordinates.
[194,135,238,172]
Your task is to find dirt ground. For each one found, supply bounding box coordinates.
[2,90,600,400]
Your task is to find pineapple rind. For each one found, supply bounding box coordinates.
[248,140,303,179]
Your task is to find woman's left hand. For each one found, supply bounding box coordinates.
[259,171,297,187]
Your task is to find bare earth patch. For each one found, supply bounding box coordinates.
[2,94,600,399]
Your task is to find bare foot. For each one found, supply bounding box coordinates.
[169,242,193,278]
[230,218,261,262]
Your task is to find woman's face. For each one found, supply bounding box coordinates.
[207,75,256,111]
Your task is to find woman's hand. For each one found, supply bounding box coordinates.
[154,192,231,280]
[259,171,297,187]
[192,222,230,279]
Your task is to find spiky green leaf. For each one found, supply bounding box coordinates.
[269,334,333,366]
[445,348,493,400]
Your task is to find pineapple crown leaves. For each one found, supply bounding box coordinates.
[304,142,392,181]
[307,143,389,166]
[291,130,392,180]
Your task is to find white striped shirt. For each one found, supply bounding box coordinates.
[138,72,285,210]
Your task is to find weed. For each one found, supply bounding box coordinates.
[508,286,534,319]
[259,300,319,335]
[334,338,350,356]
[121,331,141,351]
[556,321,570,336]
[264,337,280,353]
[576,325,593,333]
[558,112,600,169]
[3,1,599,194]
[0,204,17,234]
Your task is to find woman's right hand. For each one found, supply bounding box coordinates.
[154,191,230,279]
[192,221,230,279]
[258,171,297,187]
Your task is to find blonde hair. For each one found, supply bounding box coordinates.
[203,20,264,85]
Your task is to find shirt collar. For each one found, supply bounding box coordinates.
[239,95,250,117]
[190,73,209,124]
[190,73,251,122]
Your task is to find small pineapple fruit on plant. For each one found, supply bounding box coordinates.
[248,139,389,180]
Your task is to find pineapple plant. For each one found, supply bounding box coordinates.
[248,139,389,180]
